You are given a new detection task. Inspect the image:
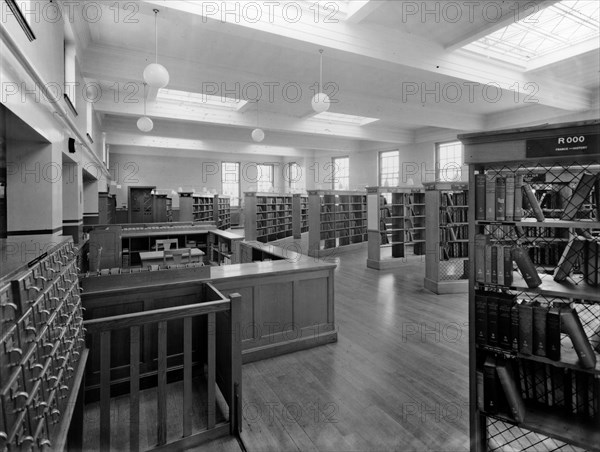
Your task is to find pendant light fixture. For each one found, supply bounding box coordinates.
[143,9,170,89]
[251,100,265,142]
[137,82,153,132]
[311,49,330,113]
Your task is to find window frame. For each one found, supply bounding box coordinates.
[379,150,400,187]
[257,163,274,192]
[331,156,349,190]
[221,162,240,207]
[436,141,464,182]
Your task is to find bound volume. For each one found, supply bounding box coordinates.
[561,173,598,220]
[512,246,542,288]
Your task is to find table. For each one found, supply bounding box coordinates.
[139,248,205,266]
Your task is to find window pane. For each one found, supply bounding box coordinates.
[332,157,349,190]
[437,141,463,182]
[287,162,301,191]
[221,162,240,206]
[379,150,399,186]
[257,164,274,192]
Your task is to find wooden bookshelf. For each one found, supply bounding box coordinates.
[98,191,116,224]
[207,229,243,265]
[192,194,214,222]
[461,120,600,452]
[366,186,426,270]
[308,190,368,258]
[179,193,230,229]
[423,182,469,293]
[215,195,231,230]
[292,194,309,239]
[244,192,294,243]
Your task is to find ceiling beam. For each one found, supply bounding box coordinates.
[143,0,590,111]
[345,0,382,24]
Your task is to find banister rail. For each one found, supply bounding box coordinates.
[82,283,241,451]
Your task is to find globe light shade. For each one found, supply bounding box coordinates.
[143,63,170,89]
[311,92,330,113]
[251,128,265,142]
[137,116,154,132]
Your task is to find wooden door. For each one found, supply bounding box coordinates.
[128,186,155,223]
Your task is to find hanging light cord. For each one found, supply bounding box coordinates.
[319,49,324,92]
[154,9,159,64]
[256,100,259,127]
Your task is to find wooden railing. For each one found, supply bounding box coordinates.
[83,285,241,451]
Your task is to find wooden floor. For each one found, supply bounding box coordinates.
[237,238,470,451]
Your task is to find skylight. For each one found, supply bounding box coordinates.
[312,111,379,126]
[462,0,599,67]
[157,88,248,111]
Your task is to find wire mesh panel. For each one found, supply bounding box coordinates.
[487,418,587,452]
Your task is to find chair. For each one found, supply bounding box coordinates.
[155,239,178,251]
[163,248,192,266]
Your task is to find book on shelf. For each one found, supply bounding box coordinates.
[511,301,520,352]
[514,175,524,221]
[553,237,585,282]
[546,306,562,361]
[475,291,488,345]
[487,295,499,347]
[532,301,548,357]
[560,306,597,369]
[522,184,545,222]
[512,246,542,288]
[496,358,526,423]
[518,301,533,355]
[483,355,499,414]
[498,293,515,350]
[476,174,486,220]
[485,175,496,221]
[561,172,598,221]
[505,175,515,221]
[495,177,506,221]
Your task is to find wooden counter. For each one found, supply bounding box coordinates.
[81,242,337,363]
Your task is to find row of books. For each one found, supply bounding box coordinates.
[527,243,568,268]
[476,234,544,288]
[440,242,468,259]
[440,225,468,242]
[320,229,366,239]
[257,205,291,212]
[475,291,599,368]
[320,213,365,222]
[257,197,291,204]
[441,191,468,207]
[441,206,468,224]
[479,355,600,423]
[475,172,599,222]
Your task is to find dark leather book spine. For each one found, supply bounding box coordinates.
[511,301,520,352]
[503,245,513,286]
[518,301,533,355]
[498,295,514,350]
[487,296,499,347]
[512,246,542,288]
[483,356,498,414]
[514,175,524,221]
[475,174,486,221]
[532,303,548,357]
[546,306,562,361]
[491,245,498,285]
[495,177,506,221]
[475,292,488,346]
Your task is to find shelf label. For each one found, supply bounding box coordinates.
[526,133,599,158]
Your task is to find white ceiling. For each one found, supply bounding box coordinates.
[73,0,600,157]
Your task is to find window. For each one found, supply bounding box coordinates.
[221,162,240,206]
[257,164,274,192]
[379,150,400,187]
[287,162,302,191]
[64,20,77,112]
[331,157,349,190]
[436,141,464,182]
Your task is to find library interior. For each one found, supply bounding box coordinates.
[1,1,600,451]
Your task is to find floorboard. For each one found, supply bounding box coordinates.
[238,237,470,451]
